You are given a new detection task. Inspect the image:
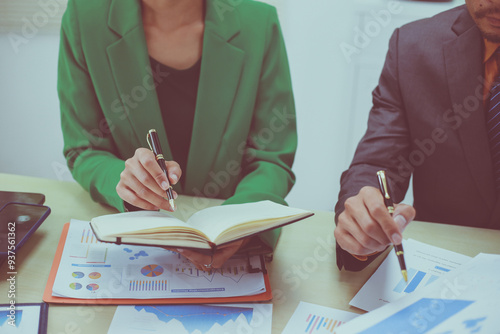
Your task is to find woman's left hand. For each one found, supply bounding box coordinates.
[167,238,247,271]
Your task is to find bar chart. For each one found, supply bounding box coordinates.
[305,313,345,333]
[393,266,450,294]
[283,302,359,334]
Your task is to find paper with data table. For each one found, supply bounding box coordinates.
[349,239,471,311]
[51,220,266,299]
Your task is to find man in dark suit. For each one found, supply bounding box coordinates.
[334,0,500,271]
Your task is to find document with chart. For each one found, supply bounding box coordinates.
[338,253,500,334]
[51,220,266,299]
[282,302,359,334]
[108,303,272,334]
[349,239,471,311]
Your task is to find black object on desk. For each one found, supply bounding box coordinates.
[0,202,51,264]
[0,190,45,207]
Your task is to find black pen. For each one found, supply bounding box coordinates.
[147,129,175,210]
[376,170,408,282]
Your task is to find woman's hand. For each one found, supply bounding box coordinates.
[116,148,182,211]
[167,238,248,272]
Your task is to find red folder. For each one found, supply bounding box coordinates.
[43,223,272,305]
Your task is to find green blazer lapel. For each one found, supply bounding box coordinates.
[106,0,172,159]
[185,0,245,192]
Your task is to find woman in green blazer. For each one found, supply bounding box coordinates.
[59,0,297,270]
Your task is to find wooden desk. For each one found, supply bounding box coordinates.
[1,173,499,333]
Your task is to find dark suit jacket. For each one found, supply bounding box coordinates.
[335,5,500,271]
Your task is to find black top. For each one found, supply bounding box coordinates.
[150,57,201,188]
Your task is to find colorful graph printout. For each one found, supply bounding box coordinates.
[349,239,471,311]
[69,283,82,290]
[88,272,101,279]
[338,254,500,333]
[107,303,273,334]
[72,271,84,279]
[141,265,164,277]
[52,220,266,299]
[282,302,359,334]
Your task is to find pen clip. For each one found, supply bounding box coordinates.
[377,170,390,200]
[377,170,395,214]
[146,129,155,152]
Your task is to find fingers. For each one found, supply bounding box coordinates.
[211,240,245,268]
[136,149,173,195]
[168,240,245,272]
[118,170,170,211]
[165,161,182,186]
[346,189,389,246]
[116,148,183,212]
[393,204,416,232]
[116,184,160,211]
[176,249,213,272]
[335,186,416,256]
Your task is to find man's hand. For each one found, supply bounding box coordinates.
[167,239,248,272]
[334,186,416,256]
[116,148,182,211]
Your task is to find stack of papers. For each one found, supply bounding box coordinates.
[350,239,471,311]
[339,242,500,333]
[51,220,266,299]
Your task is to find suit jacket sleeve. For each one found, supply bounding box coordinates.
[58,1,126,212]
[222,7,297,250]
[335,28,412,271]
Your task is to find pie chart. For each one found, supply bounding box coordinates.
[141,264,164,277]
[88,272,101,279]
[69,283,82,290]
[86,283,99,291]
[72,271,84,279]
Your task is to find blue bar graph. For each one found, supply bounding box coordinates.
[360,298,473,334]
[435,266,450,272]
[425,275,439,286]
[393,268,416,293]
[404,271,426,293]
[393,264,451,294]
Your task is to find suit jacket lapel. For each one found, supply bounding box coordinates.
[106,0,172,159]
[444,9,497,213]
[184,0,245,193]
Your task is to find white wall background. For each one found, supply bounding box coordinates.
[0,0,464,211]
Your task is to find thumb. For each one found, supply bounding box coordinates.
[393,203,416,232]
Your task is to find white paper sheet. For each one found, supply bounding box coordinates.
[282,301,359,334]
[108,303,272,334]
[338,253,500,334]
[350,239,471,311]
[52,220,266,299]
[0,304,42,334]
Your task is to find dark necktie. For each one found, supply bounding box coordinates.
[486,49,500,193]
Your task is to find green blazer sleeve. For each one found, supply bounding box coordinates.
[58,1,126,212]
[222,7,297,249]
[58,0,297,244]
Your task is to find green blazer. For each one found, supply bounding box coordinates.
[58,0,297,248]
